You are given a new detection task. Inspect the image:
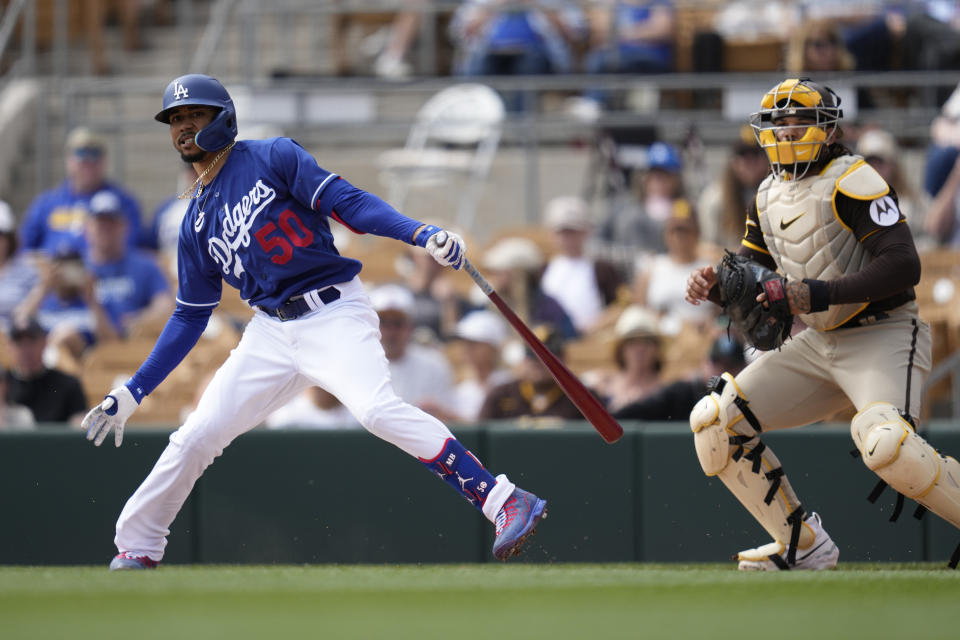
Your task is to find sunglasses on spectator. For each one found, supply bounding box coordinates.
[73,147,104,160]
[806,38,837,49]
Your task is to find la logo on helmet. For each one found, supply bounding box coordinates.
[173,81,189,101]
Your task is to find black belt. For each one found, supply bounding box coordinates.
[258,287,340,321]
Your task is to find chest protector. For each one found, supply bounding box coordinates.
[756,156,888,330]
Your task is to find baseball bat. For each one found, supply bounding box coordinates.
[454,249,624,444]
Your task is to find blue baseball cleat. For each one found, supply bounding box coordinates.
[109,552,159,570]
[492,488,547,561]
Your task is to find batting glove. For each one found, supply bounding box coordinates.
[418,227,465,270]
[82,385,139,448]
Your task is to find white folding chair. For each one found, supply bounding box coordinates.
[377,83,505,230]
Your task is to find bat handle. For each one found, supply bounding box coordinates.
[461,257,494,296]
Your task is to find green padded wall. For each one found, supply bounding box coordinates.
[1,422,957,565]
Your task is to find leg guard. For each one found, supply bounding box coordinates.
[852,402,960,530]
[420,438,514,522]
[690,373,815,561]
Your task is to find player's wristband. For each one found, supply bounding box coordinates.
[802,278,830,313]
[413,224,441,247]
[124,379,146,404]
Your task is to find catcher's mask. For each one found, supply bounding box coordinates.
[155,74,237,152]
[749,78,842,181]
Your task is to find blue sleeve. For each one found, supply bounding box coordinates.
[269,137,340,211]
[175,216,223,306]
[317,178,423,244]
[126,304,212,402]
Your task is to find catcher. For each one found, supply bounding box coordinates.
[686,78,960,570]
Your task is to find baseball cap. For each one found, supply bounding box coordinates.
[0,200,14,233]
[66,127,106,157]
[454,310,508,347]
[9,316,47,341]
[369,284,415,315]
[856,129,897,160]
[646,142,683,173]
[544,196,592,232]
[88,190,125,217]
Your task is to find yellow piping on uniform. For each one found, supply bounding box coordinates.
[819,302,870,331]
[742,239,770,254]
[831,184,854,233]
[860,218,907,243]
[836,159,890,200]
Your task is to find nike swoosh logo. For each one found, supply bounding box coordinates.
[868,442,879,456]
[779,213,804,230]
[797,539,831,562]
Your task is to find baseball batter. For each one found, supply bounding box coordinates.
[686,78,960,570]
[82,74,547,570]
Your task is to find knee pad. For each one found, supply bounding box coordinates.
[690,372,811,555]
[851,402,938,498]
[690,372,751,475]
[852,403,960,531]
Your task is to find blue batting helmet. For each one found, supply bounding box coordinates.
[155,74,237,152]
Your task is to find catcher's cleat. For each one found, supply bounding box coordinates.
[736,512,839,571]
[109,551,159,571]
[492,488,547,561]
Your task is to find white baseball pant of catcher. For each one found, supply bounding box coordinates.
[113,277,515,560]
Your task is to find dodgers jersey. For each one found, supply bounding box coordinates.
[175,138,363,310]
[21,180,144,255]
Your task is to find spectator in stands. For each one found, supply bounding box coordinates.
[4,317,87,426]
[20,127,144,257]
[633,205,716,330]
[395,240,471,344]
[479,323,581,421]
[0,364,35,431]
[84,190,173,338]
[265,387,360,430]
[784,18,855,74]
[856,129,931,248]
[567,0,676,120]
[902,3,960,73]
[540,195,627,333]
[0,200,38,333]
[481,236,577,339]
[924,86,960,247]
[594,305,664,413]
[436,309,513,423]
[15,247,116,371]
[370,283,458,416]
[598,141,689,259]
[449,0,587,110]
[613,334,747,421]
[373,1,426,79]
[696,128,769,251]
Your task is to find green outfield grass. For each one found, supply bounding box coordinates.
[1,564,958,640]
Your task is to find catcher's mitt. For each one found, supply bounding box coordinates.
[715,251,793,351]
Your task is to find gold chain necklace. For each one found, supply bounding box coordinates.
[177,141,236,200]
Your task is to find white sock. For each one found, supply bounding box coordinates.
[481,474,515,523]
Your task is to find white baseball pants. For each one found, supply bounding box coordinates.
[114,277,502,561]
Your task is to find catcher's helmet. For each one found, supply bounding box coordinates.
[749,78,842,180]
[155,74,237,152]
